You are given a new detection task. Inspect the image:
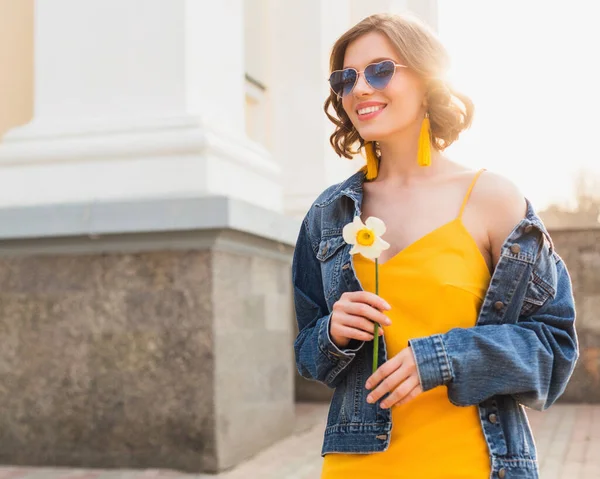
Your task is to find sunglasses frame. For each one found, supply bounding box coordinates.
[328,60,408,99]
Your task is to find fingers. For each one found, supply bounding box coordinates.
[364,347,423,408]
[342,291,391,312]
[365,367,421,409]
[332,312,384,335]
[340,300,391,327]
[365,352,403,390]
[380,376,421,408]
[395,384,423,407]
[366,361,407,404]
[330,311,384,347]
[330,292,391,348]
[335,325,383,342]
[339,311,387,333]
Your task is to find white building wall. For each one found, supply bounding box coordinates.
[0,0,438,226]
[0,0,281,213]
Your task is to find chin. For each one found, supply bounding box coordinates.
[359,123,409,144]
[357,128,389,143]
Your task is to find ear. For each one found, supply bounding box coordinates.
[422,88,430,108]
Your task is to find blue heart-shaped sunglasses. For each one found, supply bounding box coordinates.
[328,59,407,98]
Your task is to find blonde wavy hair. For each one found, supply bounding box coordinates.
[324,13,474,160]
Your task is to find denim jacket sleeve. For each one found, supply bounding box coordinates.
[292,214,363,388]
[409,255,578,411]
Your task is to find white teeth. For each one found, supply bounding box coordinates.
[357,105,385,115]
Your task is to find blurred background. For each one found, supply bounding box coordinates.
[0,1,598,478]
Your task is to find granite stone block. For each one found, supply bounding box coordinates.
[0,233,296,473]
[551,229,600,403]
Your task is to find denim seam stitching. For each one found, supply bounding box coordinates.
[303,216,319,256]
[434,335,453,384]
[409,345,424,391]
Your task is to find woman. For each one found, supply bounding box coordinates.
[292,13,578,479]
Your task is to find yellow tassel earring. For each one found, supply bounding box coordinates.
[364,141,379,180]
[418,113,432,167]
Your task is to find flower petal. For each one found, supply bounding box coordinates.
[374,237,391,251]
[365,216,387,236]
[343,222,359,245]
[356,244,380,260]
[349,244,361,255]
[353,215,365,229]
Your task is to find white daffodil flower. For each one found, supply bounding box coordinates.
[342,216,390,260]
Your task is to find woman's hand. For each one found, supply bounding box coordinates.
[330,291,392,349]
[365,347,423,408]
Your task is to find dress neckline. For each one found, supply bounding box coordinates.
[354,217,492,278]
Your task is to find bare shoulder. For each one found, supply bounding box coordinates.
[471,170,527,259]
[474,171,526,218]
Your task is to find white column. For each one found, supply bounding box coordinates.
[351,0,394,24]
[0,0,282,212]
[274,0,361,219]
[392,0,438,30]
[185,0,251,136]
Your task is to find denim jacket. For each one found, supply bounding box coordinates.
[292,170,578,479]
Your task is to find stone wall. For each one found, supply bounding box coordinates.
[551,228,600,403]
[0,229,296,473]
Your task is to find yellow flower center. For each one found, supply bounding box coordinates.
[356,228,376,247]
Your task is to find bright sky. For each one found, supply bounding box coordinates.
[437,1,600,210]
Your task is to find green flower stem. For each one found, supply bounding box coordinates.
[373,258,379,374]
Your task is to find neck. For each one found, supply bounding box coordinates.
[375,122,444,184]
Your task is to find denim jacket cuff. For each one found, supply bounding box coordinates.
[318,313,364,362]
[409,334,453,391]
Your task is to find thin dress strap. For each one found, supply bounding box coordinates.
[458,169,486,218]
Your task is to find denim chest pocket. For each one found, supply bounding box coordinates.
[519,245,557,317]
[520,272,554,316]
[316,233,346,302]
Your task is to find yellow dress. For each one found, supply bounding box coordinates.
[321,170,492,479]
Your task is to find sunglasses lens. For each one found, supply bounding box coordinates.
[329,68,357,97]
[364,60,396,90]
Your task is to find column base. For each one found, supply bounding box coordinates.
[0,196,298,473]
[0,115,282,212]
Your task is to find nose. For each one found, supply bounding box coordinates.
[352,72,374,97]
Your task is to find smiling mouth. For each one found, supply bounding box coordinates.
[357,105,387,116]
